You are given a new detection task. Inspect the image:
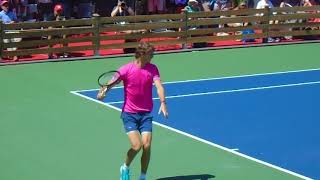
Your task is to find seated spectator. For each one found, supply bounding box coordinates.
[182,0,201,13]
[256,0,273,10]
[48,4,69,59]
[300,0,320,31]
[279,0,295,40]
[232,1,256,42]
[256,0,279,42]
[181,0,201,29]
[301,0,313,6]
[0,0,21,61]
[198,0,215,11]
[214,0,232,11]
[228,1,249,27]
[182,0,208,48]
[280,0,293,7]
[54,0,73,19]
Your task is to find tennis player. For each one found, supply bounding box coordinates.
[97,42,168,180]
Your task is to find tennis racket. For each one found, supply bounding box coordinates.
[97,70,121,100]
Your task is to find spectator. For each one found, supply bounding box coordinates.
[135,0,148,15]
[111,1,137,54]
[300,0,313,6]
[182,0,209,48]
[37,0,54,21]
[280,0,293,7]
[256,0,274,9]
[111,1,134,18]
[256,0,279,42]
[26,1,38,22]
[279,0,295,40]
[148,0,166,14]
[198,0,215,11]
[54,0,73,19]
[0,0,21,61]
[183,0,201,12]
[300,0,320,32]
[231,1,256,42]
[77,0,94,19]
[48,4,69,58]
[166,0,176,13]
[175,0,187,13]
[214,0,232,10]
[16,0,28,21]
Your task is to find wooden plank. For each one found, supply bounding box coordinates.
[187,8,268,18]
[100,14,185,24]
[3,45,95,57]
[100,38,185,49]
[92,14,101,56]
[186,25,265,36]
[186,33,267,43]
[148,39,186,46]
[100,21,185,32]
[3,27,94,38]
[188,16,269,26]
[3,36,95,49]
[268,22,320,29]
[100,31,185,40]
[100,42,141,49]
[269,13,320,21]
[268,30,320,37]
[271,5,320,13]
[4,19,94,30]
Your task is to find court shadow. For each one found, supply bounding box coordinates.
[156,174,215,180]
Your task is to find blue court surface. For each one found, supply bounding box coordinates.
[72,69,320,180]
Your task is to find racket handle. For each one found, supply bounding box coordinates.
[158,105,161,115]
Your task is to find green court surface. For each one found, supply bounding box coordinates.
[1,43,320,180]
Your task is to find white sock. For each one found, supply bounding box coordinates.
[123,163,129,169]
[139,173,146,180]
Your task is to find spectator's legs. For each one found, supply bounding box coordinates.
[148,0,156,14]
[38,3,54,21]
[157,0,166,13]
[78,2,94,19]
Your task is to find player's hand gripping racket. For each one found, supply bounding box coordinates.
[96,71,121,101]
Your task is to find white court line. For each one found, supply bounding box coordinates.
[76,68,320,92]
[107,81,320,105]
[70,87,314,180]
[70,69,320,180]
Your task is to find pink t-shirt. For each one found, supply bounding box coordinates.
[118,62,160,113]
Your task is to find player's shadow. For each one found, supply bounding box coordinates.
[156,174,215,180]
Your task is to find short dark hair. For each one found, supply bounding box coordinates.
[135,42,155,58]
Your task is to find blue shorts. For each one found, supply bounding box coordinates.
[121,112,153,133]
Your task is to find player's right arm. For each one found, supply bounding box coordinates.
[154,79,169,118]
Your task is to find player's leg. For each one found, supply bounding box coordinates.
[126,131,142,166]
[139,113,153,180]
[141,132,152,175]
[120,112,142,180]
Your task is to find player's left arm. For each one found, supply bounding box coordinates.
[154,79,168,118]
